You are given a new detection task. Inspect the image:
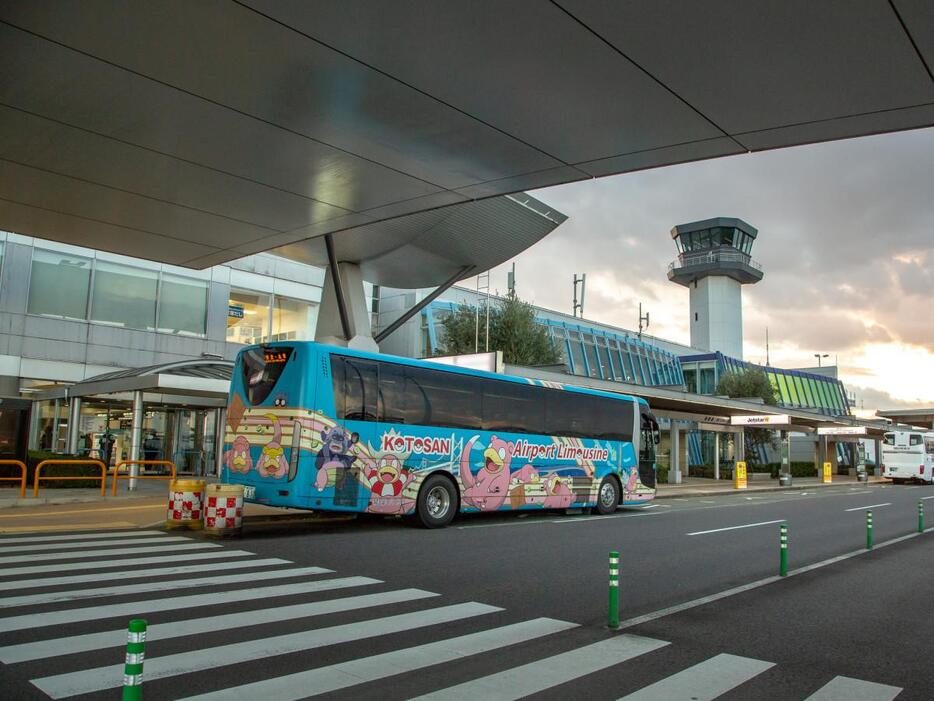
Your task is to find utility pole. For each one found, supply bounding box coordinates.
[765,327,770,366]
[638,303,650,340]
[572,274,586,318]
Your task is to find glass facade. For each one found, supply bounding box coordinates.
[91,261,158,330]
[28,249,92,320]
[683,351,850,417]
[226,290,319,345]
[27,248,209,336]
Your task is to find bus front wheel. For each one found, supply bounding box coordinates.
[595,476,620,515]
[415,474,458,529]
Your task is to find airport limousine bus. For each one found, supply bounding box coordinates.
[881,430,934,485]
[222,341,660,528]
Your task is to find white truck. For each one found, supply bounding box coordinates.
[881,430,934,484]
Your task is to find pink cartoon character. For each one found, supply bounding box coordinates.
[365,455,416,514]
[224,435,253,474]
[542,474,574,509]
[510,464,545,508]
[257,414,288,479]
[625,468,639,497]
[460,435,514,511]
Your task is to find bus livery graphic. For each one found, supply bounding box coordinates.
[222,342,658,527]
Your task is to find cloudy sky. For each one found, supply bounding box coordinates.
[485,127,934,413]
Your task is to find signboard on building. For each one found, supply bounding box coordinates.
[426,351,504,374]
[228,305,244,319]
[816,426,867,436]
[731,414,791,426]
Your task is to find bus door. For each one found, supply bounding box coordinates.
[638,412,659,488]
[333,356,378,508]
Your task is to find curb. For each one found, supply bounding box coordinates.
[655,479,887,500]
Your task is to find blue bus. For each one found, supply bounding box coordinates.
[222,341,660,528]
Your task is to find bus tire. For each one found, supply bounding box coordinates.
[415,473,458,529]
[595,475,620,515]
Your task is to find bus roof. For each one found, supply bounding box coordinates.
[242,341,649,408]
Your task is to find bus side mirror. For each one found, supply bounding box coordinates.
[654,431,660,445]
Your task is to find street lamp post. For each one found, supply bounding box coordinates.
[814,353,829,367]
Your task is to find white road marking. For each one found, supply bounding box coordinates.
[0,565,332,609]
[1,588,438,663]
[844,503,891,512]
[620,528,932,630]
[176,617,578,701]
[688,519,785,536]
[0,541,220,564]
[0,576,378,633]
[32,602,504,698]
[617,653,775,700]
[0,535,186,554]
[640,504,659,509]
[921,495,934,500]
[0,549,253,577]
[410,634,668,701]
[804,675,902,700]
[0,530,163,545]
[0,557,292,593]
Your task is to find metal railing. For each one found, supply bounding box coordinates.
[33,460,107,497]
[668,249,762,273]
[0,460,27,498]
[111,461,177,495]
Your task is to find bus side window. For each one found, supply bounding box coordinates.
[344,360,378,422]
[378,363,406,424]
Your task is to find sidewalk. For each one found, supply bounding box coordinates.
[655,474,886,498]
[0,473,889,533]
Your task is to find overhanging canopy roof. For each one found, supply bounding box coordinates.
[877,408,934,429]
[34,360,234,401]
[505,364,888,436]
[0,2,932,272]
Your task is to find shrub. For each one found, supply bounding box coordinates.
[0,451,106,490]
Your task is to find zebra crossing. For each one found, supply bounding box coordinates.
[0,529,904,700]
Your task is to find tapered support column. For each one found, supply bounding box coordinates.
[714,432,720,480]
[669,425,681,484]
[317,261,378,352]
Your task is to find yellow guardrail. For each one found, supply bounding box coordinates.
[33,459,107,497]
[0,460,27,498]
[111,461,177,495]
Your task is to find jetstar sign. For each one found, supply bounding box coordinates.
[730,414,791,426]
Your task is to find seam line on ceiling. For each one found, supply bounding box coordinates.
[232,0,593,180]
[0,195,224,257]
[888,0,934,85]
[549,0,751,154]
[0,102,356,216]
[0,156,288,235]
[0,20,452,195]
[732,100,934,140]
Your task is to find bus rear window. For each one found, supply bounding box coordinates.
[882,433,895,446]
[910,434,923,446]
[241,346,293,405]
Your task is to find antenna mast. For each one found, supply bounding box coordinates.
[638,303,650,340]
[572,274,586,318]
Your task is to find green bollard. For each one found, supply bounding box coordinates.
[920,501,924,534]
[866,510,873,550]
[779,522,788,577]
[123,619,147,701]
[608,551,619,629]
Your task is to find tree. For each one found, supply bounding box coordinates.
[716,367,778,466]
[436,293,561,366]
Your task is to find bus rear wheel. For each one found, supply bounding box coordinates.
[415,474,457,529]
[595,476,620,515]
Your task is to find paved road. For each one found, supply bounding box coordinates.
[0,482,931,699]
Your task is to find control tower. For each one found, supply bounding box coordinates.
[667,217,763,359]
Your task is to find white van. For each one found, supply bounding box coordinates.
[881,431,934,484]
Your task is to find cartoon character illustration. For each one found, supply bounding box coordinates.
[625,468,639,496]
[314,428,360,504]
[224,435,254,474]
[273,392,288,407]
[509,464,545,508]
[257,413,288,479]
[542,474,574,509]
[460,435,514,511]
[364,455,416,514]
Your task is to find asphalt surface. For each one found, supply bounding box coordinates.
[0,481,931,699]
